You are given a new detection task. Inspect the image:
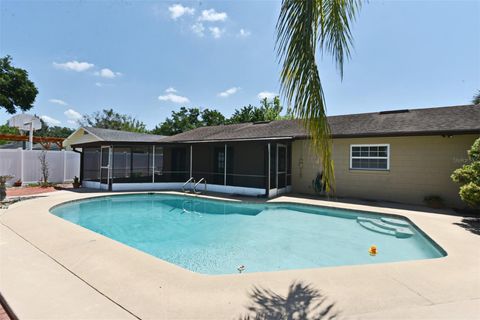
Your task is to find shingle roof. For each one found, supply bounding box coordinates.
[84,127,163,142]
[162,105,480,143]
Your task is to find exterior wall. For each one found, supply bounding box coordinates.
[292,134,479,207]
[63,128,99,149]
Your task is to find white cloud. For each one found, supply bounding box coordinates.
[198,8,227,22]
[218,87,240,98]
[238,28,251,38]
[191,22,205,37]
[49,99,68,106]
[40,115,61,126]
[209,27,224,39]
[53,60,94,72]
[158,93,190,104]
[95,82,115,87]
[158,88,190,104]
[94,68,121,79]
[257,91,277,100]
[168,4,195,20]
[64,108,82,122]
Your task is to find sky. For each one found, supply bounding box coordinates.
[0,0,479,130]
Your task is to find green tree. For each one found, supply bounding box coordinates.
[0,55,38,114]
[276,0,360,191]
[36,119,74,138]
[228,105,258,124]
[228,96,284,124]
[473,90,480,105]
[152,107,227,136]
[451,138,480,208]
[0,122,20,145]
[261,96,283,121]
[202,108,226,126]
[152,107,202,136]
[81,108,147,133]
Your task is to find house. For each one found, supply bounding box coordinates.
[64,104,480,207]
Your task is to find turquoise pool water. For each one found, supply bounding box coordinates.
[51,194,445,274]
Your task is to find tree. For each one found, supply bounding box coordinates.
[276,0,360,191]
[261,96,283,121]
[229,96,284,124]
[0,55,38,114]
[152,107,226,136]
[35,119,74,138]
[451,138,480,208]
[152,107,202,135]
[38,151,50,186]
[228,105,260,124]
[0,123,20,145]
[81,108,147,133]
[202,108,226,126]
[473,90,480,105]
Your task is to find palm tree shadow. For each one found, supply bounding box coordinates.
[239,281,338,320]
[454,217,480,236]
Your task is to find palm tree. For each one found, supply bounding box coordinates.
[276,0,360,192]
[473,90,480,105]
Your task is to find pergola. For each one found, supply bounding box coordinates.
[0,133,64,149]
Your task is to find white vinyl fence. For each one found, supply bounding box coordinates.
[0,149,80,185]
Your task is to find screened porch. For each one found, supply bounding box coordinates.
[79,140,292,197]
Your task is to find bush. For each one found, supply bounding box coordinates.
[451,138,480,207]
[423,195,444,209]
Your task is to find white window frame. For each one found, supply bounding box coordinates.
[350,144,390,171]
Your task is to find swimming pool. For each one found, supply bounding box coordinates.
[51,194,445,275]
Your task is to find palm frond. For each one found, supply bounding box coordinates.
[276,0,360,192]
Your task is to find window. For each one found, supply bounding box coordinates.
[350,144,389,170]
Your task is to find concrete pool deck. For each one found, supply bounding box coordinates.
[0,191,479,319]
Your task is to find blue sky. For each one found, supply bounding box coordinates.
[0,0,479,129]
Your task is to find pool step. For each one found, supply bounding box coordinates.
[357,217,413,238]
[380,217,411,227]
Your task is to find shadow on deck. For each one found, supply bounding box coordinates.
[239,281,338,320]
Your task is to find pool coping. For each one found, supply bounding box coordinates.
[1,190,479,319]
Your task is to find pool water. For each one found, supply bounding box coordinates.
[51,194,445,274]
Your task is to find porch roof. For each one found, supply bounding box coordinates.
[65,127,164,148]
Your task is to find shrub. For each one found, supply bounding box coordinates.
[451,138,480,207]
[423,195,444,209]
[38,151,50,187]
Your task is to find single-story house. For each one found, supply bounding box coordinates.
[64,104,480,207]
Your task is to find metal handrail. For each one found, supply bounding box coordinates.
[193,178,207,194]
[182,177,195,192]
